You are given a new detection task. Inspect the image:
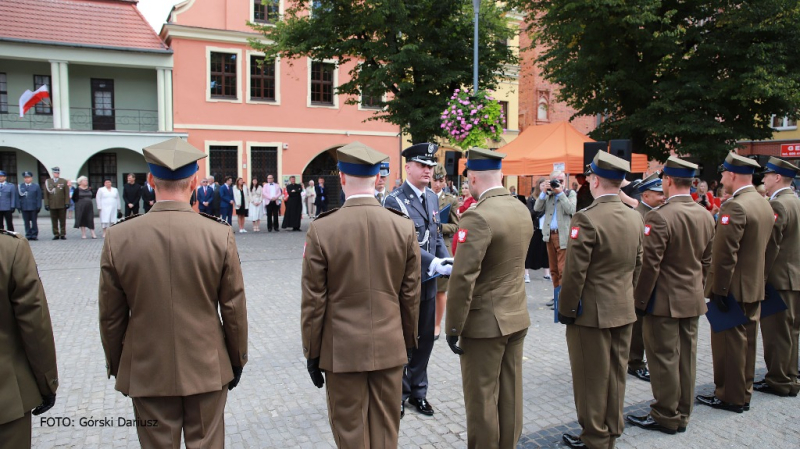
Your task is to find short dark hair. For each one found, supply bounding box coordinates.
[597,176,623,189]
[225,176,233,182]
[670,176,693,188]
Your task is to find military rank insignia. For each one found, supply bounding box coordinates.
[570,227,579,239]
[644,225,651,236]
[720,215,730,225]
[457,229,468,243]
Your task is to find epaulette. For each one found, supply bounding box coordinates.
[111,214,142,227]
[314,208,339,220]
[0,229,20,238]
[199,212,231,226]
[385,207,410,219]
[577,202,599,214]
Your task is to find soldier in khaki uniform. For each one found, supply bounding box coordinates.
[697,151,774,413]
[0,230,58,448]
[626,157,715,435]
[302,142,421,449]
[43,167,70,240]
[99,138,248,448]
[432,164,459,339]
[558,151,644,449]
[755,157,800,397]
[627,172,666,383]
[445,148,533,449]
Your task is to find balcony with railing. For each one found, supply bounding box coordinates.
[0,105,159,132]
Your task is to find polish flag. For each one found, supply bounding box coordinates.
[18,85,50,117]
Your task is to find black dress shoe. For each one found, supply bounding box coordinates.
[408,397,434,416]
[743,402,750,411]
[628,367,651,382]
[400,401,404,419]
[562,433,585,448]
[677,426,687,433]
[695,395,743,413]
[754,380,797,397]
[60,236,66,240]
[433,333,440,341]
[626,414,677,435]
[52,236,60,240]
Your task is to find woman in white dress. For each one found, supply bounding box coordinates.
[248,177,264,232]
[96,178,119,237]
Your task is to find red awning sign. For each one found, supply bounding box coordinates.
[781,144,800,158]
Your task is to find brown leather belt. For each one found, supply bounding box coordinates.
[550,230,559,234]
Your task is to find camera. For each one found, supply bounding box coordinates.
[549,180,561,189]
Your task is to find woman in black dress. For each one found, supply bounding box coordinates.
[525,177,549,282]
[281,175,303,231]
[233,177,249,233]
[72,176,97,239]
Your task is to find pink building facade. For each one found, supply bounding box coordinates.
[162,0,401,207]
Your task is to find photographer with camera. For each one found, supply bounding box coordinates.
[534,170,577,306]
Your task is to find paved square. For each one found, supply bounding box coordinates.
[16,215,799,447]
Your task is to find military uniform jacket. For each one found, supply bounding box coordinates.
[635,202,654,219]
[384,182,449,301]
[18,183,43,211]
[44,178,69,209]
[437,191,460,252]
[446,188,533,338]
[0,182,17,211]
[706,186,774,302]
[634,196,715,318]
[302,196,421,373]
[99,202,248,397]
[559,195,644,328]
[0,232,58,425]
[764,188,800,291]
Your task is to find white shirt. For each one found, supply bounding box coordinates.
[770,187,791,201]
[667,194,692,202]
[405,181,425,201]
[478,186,504,200]
[732,185,751,197]
[346,194,374,200]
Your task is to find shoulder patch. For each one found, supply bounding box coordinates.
[0,229,20,238]
[111,213,142,227]
[314,208,340,220]
[198,212,231,226]
[385,207,410,219]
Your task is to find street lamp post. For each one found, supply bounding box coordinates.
[473,0,480,95]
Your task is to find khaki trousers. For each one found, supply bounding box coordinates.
[325,365,403,449]
[567,323,632,449]
[49,207,67,237]
[546,231,566,288]
[761,290,800,395]
[628,314,646,371]
[460,329,527,449]
[132,388,228,449]
[0,412,31,449]
[711,301,760,405]
[643,315,699,430]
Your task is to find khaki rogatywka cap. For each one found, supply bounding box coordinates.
[337,141,388,177]
[466,147,505,171]
[585,150,629,180]
[143,138,207,180]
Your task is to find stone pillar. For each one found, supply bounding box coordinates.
[59,62,70,129]
[165,69,174,132]
[156,68,166,132]
[49,61,62,129]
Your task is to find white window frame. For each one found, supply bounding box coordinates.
[250,0,283,25]
[205,140,244,179]
[357,63,387,112]
[246,141,284,183]
[206,47,243,103]
[307,58,339,109]
[771,114,798,131]
[246,51,281,105]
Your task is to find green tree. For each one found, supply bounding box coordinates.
[511,0,800,161]
[249,0,517,143]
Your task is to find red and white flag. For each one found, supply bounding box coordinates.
[18,85,50,117]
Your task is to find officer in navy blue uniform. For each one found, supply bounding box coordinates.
[384,142,452,418]
[0,170,18,231]
[17,172,43,240]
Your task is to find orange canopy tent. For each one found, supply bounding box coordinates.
[458,122,648,175]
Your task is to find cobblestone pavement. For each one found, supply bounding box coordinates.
[15,215,799,448]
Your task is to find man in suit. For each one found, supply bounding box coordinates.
[197,178,212,214]
[445,148,533,449]
[697,151,774,413]
[756,157,800,397]
[99,138,248,448]
[384,142,451,418]
[626,157,715,434]
[141,175,156,213]
[302,142,420,448]
[122,173,141,217]
[558,151,644,449]
[43,167,69,240]
[218,176,235,225]
[17,172,43,240]
[375,161,390,204]
[263,174,282,232]
[432,164,460,338]
[209,176,222,217]
[0,229,58,448]
[315,177,329,214]
[0,170,17,231]
[626,172,666,383]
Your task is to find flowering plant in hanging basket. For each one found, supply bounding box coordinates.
[440,89,506,150]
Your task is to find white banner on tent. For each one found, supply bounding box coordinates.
[553,162,565,172]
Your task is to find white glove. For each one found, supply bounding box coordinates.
[431,257,454,276]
